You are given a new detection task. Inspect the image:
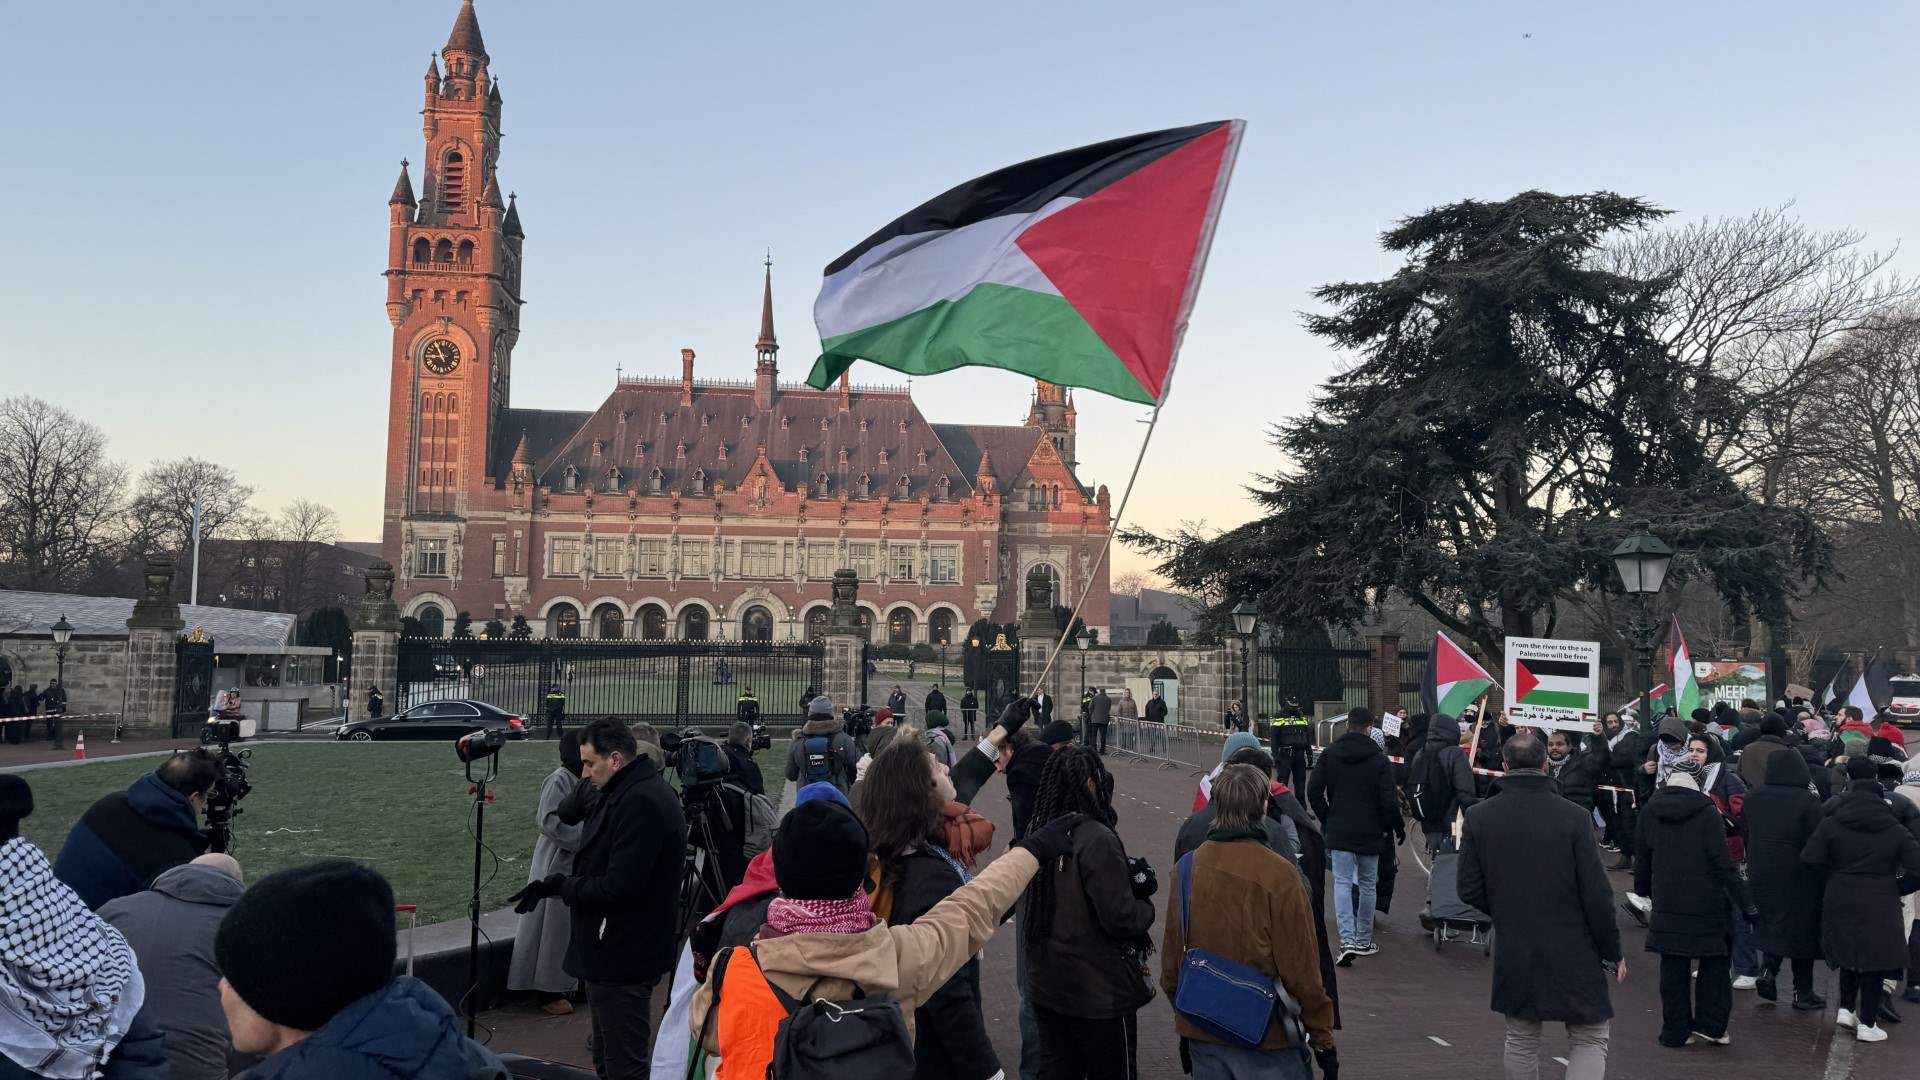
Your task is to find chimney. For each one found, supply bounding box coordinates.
[680,348,695,406]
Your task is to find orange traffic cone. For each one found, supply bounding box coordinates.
[72,731,86,761]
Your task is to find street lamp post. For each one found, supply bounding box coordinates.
[1075,627,1091,705]
[1611,522,1675,724]
[1232,601,1259,732]
[50,615,72,749]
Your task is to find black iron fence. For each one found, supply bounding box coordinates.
[393,637,824,728]
[1252,645,1370,717]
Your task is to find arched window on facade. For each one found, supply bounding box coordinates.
[688,469,706,495]
[548,603,580,639]
[855,474,871,499]
[813,472,829,497]
[928,608,954,646]
[414,605,447,638]
[435,238,454,263]
[680,605,710,641]
[740,606,774,642]
[895,475,911,499]
[887,608,914,645]
[457,239,474,265]
[592,603,624,640]
[857,608,875,642]
[1033,563,1060,607]
[412,238,430,264]
[649,469,664,494]
[636,604,668,641]
[440,151,467,215]
[804,606,831,641]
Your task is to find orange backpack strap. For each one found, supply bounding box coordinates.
[710,945,785,1080]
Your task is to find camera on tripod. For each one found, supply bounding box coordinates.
[667,728,732,791]
[842,704,876,742]
[197,722,252,854]
[749,721,772,752]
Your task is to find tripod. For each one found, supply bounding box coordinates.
[463,751,497,1039]
[663,786,734,1000]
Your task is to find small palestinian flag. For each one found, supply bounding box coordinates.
[1670,617,1701,718]
[809,121,1245,405]
[1613,683,1670,715]
[1511,656,1593,711]
[1424,632,1495,716]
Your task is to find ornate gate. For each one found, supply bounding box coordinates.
[172,638,215,738]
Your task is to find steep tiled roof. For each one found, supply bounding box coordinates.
[521,382,977,502]
[0,590,296,650]
[932,423,1044,492]
[489,407,593,482]
[444,0,487,58]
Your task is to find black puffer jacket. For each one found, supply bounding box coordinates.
[1026,819,1156,1020]
[1307,731,1405,855]
[1547,736,1608,811]
[1632,785,1754,957]
[1802,780,1920,970]
[884,848,1000,1080]
[1408,713,1477,830]
[1743,749,1824,961]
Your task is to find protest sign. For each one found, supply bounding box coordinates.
[1503,637,1600,732]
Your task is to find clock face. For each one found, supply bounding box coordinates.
[422,339,461,376]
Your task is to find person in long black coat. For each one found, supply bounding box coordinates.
[1459,739,1623,1075]
[1743,748,1826,1009]
[1802,760,1920,1043]
[1634,764,1757,1048]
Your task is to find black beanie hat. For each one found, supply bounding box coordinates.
[216,860,396,1031]
[773,800,869,901]
[0,775,31,839]
[1038,720,1077,746]
[1847,755,1880,782]
[1761,714,1788,738]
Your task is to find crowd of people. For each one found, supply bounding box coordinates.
[0,677,67,745]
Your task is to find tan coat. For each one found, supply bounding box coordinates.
[689,848,1037,1053]
[1161,836,1335,1052]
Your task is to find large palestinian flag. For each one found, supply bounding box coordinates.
[1670,617,1702,718]
[1511,656,1593,711]
[808,121,1245,405]
[1422,632,1495,716]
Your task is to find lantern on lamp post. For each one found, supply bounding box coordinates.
[1231,601,1259,732]
[49,615,73,749]
[1611,522,1675,724]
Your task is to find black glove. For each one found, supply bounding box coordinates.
[996,698,1034,737]
[1313,1045,1339,1080]
[1128,856,1158,899]
[1017,812,1084,864]
[508,874,564,915]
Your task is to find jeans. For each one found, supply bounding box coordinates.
[586,977,658,1080]
[1728,876,1760,977]
[1657,954,1731,1045]
[1503,1017,1607,1080]
[1188,1039,1314,1079]
[1034,1006,1136,1080]
[1016,907,1041,1080]
[1329,849,1379,948]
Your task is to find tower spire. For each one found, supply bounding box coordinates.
[754,253,778,410]
[388,159,416,207]
[444,0,488,61]
[756,251,778,355]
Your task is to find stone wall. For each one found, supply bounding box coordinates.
[0,637,128,719]
[1025,641,1237,727]
[121,627,178,736]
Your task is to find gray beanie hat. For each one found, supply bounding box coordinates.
[807,695,834,717]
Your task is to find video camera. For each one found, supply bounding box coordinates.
[660,728,732,790]
[843,704,876,742]
[749,721,772,752]
[197,722,252,855]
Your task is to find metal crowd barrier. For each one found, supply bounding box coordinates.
[1108,718,1237,771]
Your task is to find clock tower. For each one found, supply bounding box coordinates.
[382,1,522,560]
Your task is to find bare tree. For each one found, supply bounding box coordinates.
[0,396,127,591]
[277,499,341,615]
[1111,570,1150,598]
[126,457,256,562]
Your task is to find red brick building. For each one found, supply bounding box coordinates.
[380,3,1112,644]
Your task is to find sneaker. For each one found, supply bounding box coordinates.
[1793,991,1826,1011]
[1756,975,1778,1002]
[1733,975,1759,991]
[1350,942,1380,957]
[1879,999,1901,1024]
[540,997,574,1016]
[1690,1031,1730,1046]
[1905,984,1920,1004]
[1838,1008,1857,1028]
[1621,894,1649,927]
[1336,947,1358,968]
[1856,1024,1887,1043]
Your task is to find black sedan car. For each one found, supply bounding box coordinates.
[335,699,529,742]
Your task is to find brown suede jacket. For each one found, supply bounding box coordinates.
[1161,835,1335,1052]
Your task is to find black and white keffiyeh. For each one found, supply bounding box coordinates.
[0,837,145,1080]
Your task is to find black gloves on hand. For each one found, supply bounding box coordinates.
[1313,1045,1339,1080]
[1129,856,1158,899]
[996,698,1034,737]
[508,873,565,915]
[1017,812,1085,864]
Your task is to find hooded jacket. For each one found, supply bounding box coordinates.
[234,977,508,1080]
[54,773,210,910]
[1409,713,1478,829]
[690,848,1040,1051]
[1026,820,1158,1019]
[1801,780,1920,971]
[879,845,1000,1080]
[1307,731,1405,855]
[1633,783,1753,957]
[784,713,858,793]
[98,862,252,1080]
[1695,736,1749,862]
[1742,750,1824,961]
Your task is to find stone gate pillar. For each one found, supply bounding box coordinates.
[352,561,403,715]
[122,557,185,737]
[1019,566,1067,705]
[1366,628,1403,718]
[822,570,865,709]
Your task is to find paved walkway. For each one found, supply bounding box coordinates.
[478,742,1909,1079]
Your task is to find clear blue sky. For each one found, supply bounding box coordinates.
[4,1,1917,581]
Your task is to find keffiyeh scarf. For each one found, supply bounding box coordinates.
[1655,739,1689,786]
[0,838,145,1080]
[763,894,879,937]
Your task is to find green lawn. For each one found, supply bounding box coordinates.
[17,741,783,926]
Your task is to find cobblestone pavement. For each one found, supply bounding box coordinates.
[481,740,1913,1080]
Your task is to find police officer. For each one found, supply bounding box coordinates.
[1270,697,1313,793]
[544,683,567,739]
[735,684,760,723]
[366,685,384,720]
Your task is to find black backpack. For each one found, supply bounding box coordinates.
[1408,747,1455,825]
[801,735,835,784]
[712,945,916,1080]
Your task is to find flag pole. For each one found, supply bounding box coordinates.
[1454,688,1493,846]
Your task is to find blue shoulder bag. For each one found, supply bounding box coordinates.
[1173,851,1306,1048]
